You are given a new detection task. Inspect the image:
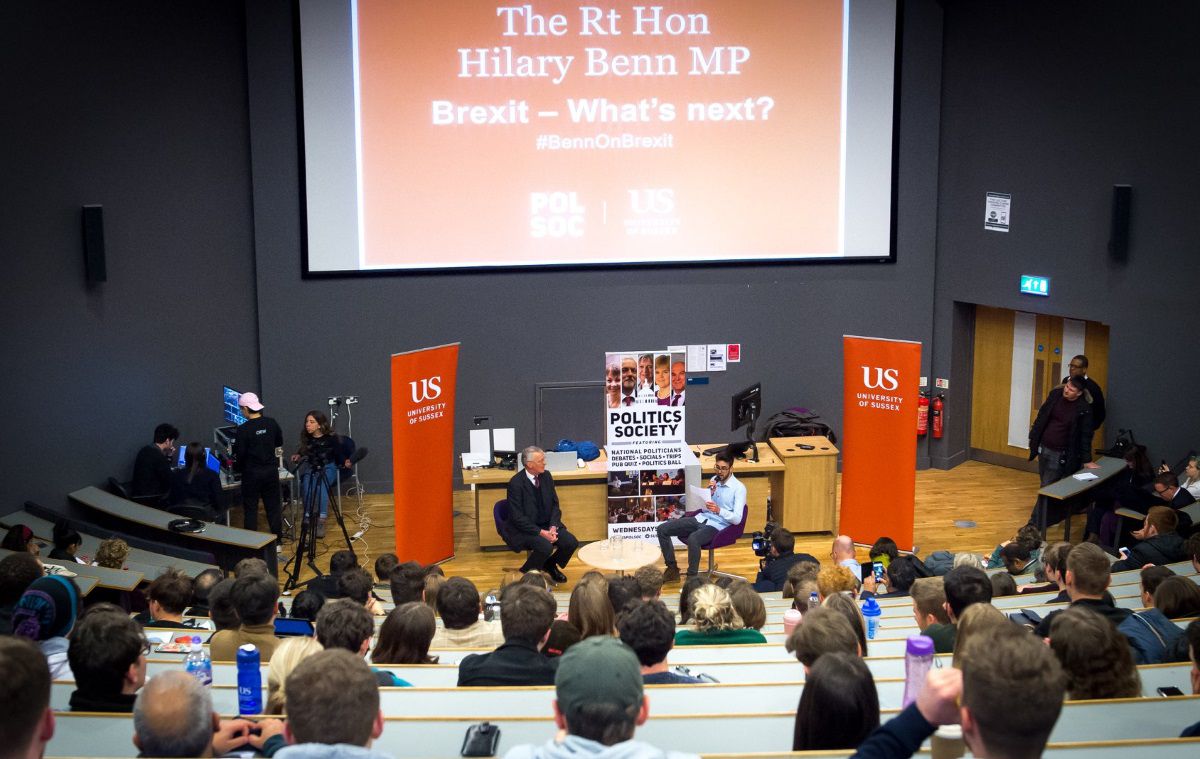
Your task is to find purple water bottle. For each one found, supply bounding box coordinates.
[902,634,935,708]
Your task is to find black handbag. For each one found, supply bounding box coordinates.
[461,721,501,757]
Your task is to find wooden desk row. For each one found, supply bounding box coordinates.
[463,437,838,549]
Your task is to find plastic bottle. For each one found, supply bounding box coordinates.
[861,597,882,640]
[902,634,935,708]
[782,609,802,637]
[236,644,262,715]
[185,635,212,686]
[807,592,820,613]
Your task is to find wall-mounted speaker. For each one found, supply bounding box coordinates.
[1108,184,1131,263]
[81,204,107,283]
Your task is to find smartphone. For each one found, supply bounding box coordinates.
[872,562,886,584]
[1157,686,1185,697]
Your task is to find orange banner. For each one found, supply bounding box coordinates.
[390,343,459,564]
[841,336,922,549]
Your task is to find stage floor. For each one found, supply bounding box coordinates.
[265,460,1072,594]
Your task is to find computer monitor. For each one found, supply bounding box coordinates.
[223,385,247,425]
[177,446,221,474]
[730,383,762,463]
[731,383,762,433]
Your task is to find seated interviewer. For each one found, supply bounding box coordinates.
[656,451,746,582]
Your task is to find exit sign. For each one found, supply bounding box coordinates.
[1020,275,1049,296]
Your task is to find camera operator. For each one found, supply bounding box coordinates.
[291,410,351,539]
[232,392,284,542]
[753,526,819,593]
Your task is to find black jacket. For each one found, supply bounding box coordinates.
[506,470,564,536]
[752,551,819,592]
[131,444,171,498]
[1028,386,1094,472]
[1035,597,1129,638]
[1061,374,1106,428]
[457,639,558,686]
[1111,532,1188,572]
[69,689,137,713]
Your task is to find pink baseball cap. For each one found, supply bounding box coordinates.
[238,392,264,411]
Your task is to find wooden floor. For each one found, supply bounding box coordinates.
[266,460,1073,594]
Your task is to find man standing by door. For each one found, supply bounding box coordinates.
[1062,354,1105,429]
[1027,375,1096,532]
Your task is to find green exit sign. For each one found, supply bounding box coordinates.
[1020,275,1049,296]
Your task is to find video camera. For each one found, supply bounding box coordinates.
[750,521,778,559]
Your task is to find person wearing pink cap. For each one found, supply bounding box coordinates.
[232,391,284,545]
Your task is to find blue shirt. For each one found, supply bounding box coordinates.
[694,473,746,530]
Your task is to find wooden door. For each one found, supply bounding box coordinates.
[969,306,1108,468]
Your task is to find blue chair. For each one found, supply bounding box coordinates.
[493,499,532,572]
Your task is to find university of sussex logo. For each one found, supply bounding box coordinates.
[409,376,442,403]
[861,366,900,391]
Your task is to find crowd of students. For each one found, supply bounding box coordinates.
[3,517,1200,758]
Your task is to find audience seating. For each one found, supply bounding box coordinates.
[45,696,1200,757]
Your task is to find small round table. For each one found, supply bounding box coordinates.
[577,538,661,575]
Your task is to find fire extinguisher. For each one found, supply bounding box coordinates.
[916,391,929,436]
[931,393,945,439]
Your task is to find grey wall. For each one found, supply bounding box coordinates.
[930,1,1200,465]
[0,1,259,509]
[22,1,1192,511]
[244,0,945,489]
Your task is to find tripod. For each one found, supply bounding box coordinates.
[283,451,356,592]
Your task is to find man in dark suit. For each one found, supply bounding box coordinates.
[1153,471,1197,510]
[505,446,578,583]
[457,584,558,686]
[752,527,818,592]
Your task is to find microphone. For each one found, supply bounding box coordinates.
[348,447,369,465]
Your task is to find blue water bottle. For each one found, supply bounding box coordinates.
[861,597,882,640]
[185,635,212,686]
[236,644,262,715]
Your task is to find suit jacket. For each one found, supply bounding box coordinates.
[457,639,558,686]
[506,470,563,536]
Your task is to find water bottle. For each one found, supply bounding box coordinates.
[807,592,819,612]
[236,644,262,715]
[861,597,882,640]
[782,609,802,637]
[184,635,212,686]
[901,634,935,708]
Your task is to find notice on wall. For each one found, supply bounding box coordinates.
[984,192,1011,232]
[727,343,741,362]
[707,344,727,371]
